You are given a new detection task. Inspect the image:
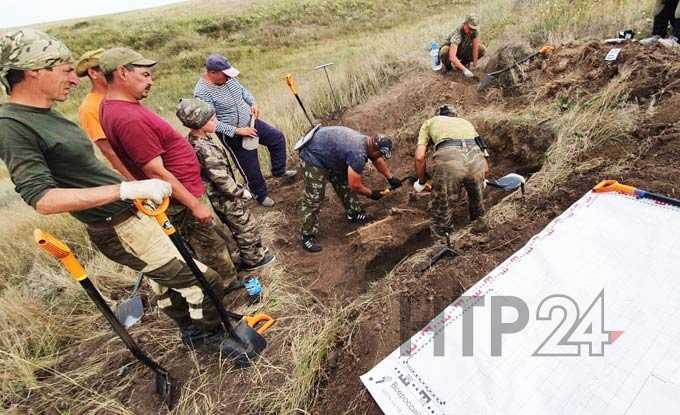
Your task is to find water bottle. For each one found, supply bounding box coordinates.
[430,41,442,71]
[244,276,262,303]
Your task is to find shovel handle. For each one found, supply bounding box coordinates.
[539,45,555,55]
[592,180,636,196]
[134,198,175,235]
[244,313,275,334]
[285,73,298,95]
[34,229,87,281]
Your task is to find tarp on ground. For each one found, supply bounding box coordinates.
[362,190,680,415]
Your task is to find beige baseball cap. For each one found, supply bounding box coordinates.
[99,47,157,74]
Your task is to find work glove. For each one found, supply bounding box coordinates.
[368,190,385,200]
[120,179,172,205]
[462,68,474,78]
[240,188,253,201]
[387,177,402,189]
[413,179,428,193]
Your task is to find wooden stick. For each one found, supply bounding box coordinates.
[345,216,394,237]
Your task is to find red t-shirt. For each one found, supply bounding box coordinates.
[100,100,205,197]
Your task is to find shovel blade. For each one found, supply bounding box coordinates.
[221,320,267,368]
[478,74,495,90]
[114,295,144,329]
[155,371,177,409]
[486,173,526,191]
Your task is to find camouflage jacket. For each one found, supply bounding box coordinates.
[445,26,479,50]
[187,132,246,201]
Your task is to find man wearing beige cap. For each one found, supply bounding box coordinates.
[99,47,238,286]
[76,48,133,179]
[439,14,486,78]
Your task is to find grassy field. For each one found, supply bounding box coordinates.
[1,0,656,413]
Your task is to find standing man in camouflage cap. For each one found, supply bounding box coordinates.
[297,126,401,252]
[411,104,489,244]
[98,47,238,283]
[439,14,486,78]
[176,98,275,272]
[76,48,133,179]
[0,29,231,351]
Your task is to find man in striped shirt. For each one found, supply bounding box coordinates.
[194,54,296,207]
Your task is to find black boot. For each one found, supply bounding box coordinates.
[302,235,322,252]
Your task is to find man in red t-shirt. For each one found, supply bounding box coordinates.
[99,47,236,280]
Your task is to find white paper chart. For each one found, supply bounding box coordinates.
[362,191,680,415]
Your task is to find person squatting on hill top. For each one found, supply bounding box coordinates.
[0,29,232,353]
[193,54,297,208]
[439,14,486,78]
[175,98,275,272]
[75,48,134,180]
[97,47,239,287]
[297,126,401,253]
[639,0,680,48]
[412,104,490,246]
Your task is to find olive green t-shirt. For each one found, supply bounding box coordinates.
[417,116,479,147]
[0,103,131,224]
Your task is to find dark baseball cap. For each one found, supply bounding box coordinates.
[375,134,394,160]
[99,47,157,74]
[205,54,240,78]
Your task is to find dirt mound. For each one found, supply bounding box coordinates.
[311,41,680,414]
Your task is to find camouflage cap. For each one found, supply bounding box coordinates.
[176,98,215,129]
[465,14,480,30]
[375,134,394,160]
[99,47,157,74]
[0,29,73,94]
[76,48,104,77]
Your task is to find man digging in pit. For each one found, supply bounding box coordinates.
[412,104,490,245]
[439,14,486,79]
[297,126,401,253]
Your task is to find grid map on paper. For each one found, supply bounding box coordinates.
[361,192,680,415]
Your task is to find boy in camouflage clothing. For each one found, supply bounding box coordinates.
[176,99,274,271]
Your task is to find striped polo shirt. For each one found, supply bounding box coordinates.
[193,77,256,138]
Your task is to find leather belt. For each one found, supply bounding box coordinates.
[86,207,138,229]
[435,138,478,151]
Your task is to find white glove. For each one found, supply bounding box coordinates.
[120,179,172,205]
[241,188,253,201]
[413,180,428,193]
[462,68,474,78]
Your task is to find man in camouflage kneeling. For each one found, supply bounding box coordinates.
[412,104,489,244]
[176,98,274,272]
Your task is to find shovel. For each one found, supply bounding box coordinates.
[285,73,315,128]
[593,180,680,208]
[34,229,176,408]
[478,45,555,91]
[134,198,272,368]
[486,173,526,196]
[114,271,144,329]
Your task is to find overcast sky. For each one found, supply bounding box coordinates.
[1,0,184,28]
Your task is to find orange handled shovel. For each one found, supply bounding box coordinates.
[285,73,316,128]
[34,229,176,408]
[134,199,272,367]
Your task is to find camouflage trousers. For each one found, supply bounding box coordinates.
[301,161,363,238]
[211,196,266,267]
[167,195,236,280]
[430,144,488,241]
[87,212,224,333]
[439,43,487,69]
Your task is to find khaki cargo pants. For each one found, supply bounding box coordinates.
[87,212,223,332]
[430,144,488,241]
